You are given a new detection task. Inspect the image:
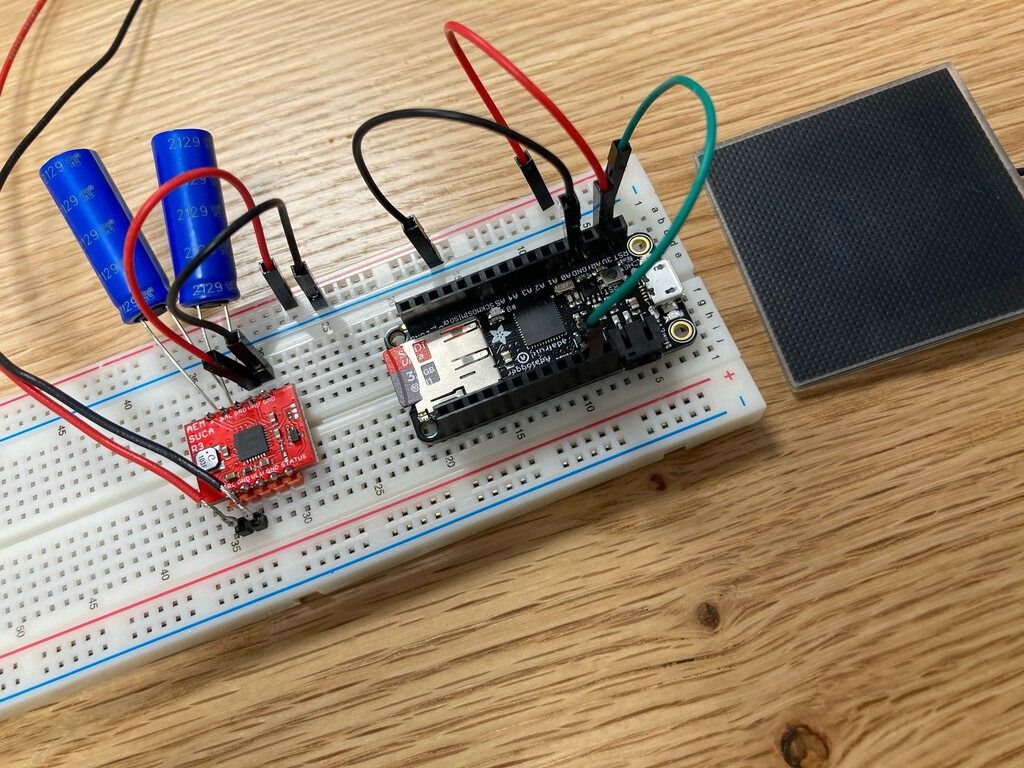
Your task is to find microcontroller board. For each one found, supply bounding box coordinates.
[386,217,698,442]
[184,384,316,518]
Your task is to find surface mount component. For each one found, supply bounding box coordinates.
[385,216,699,442]
[704,63,1024,388]
[184,384,317,504]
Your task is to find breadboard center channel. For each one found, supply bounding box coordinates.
[0,160,764,718]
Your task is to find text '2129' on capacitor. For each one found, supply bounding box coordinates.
[40,148,170,324]
[152,128,239,308]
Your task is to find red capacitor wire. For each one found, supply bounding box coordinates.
[124,167,274,361]
[443,21,609,191]
[0,0,49,98]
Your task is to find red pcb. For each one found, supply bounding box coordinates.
[183,384,317,505]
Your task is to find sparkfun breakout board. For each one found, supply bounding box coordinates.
[184,384,317,507]
[0,160,763,719]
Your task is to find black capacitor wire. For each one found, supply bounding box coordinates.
[0,0,143,194]
[169,199,300,340]
[0,0,225,493]
[351,108,581,245]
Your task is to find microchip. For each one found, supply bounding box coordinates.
[517,302,564,346]
[233,425,270,462]
[286,426,301,444]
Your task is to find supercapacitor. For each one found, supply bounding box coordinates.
[152,129,240,308]
[40,149,170,324]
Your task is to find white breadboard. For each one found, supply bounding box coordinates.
[0,160,763,719]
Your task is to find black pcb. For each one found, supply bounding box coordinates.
[390,217,697,441]
[704,64,1024,388]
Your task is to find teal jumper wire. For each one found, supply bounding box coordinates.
[587,76,716,326]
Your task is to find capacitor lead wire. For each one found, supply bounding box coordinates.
[195,305,234,402]
[141,321,219,411]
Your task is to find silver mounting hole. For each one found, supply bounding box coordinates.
[627,233,654,257]
[386,327,408,346]
[668,318,697,344]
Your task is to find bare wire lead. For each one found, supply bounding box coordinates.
[142,321,219,411]
[192,306,233,403]
[202,499,238,526]
[224,488,256,520]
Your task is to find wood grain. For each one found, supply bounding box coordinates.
[2,0,1023,765]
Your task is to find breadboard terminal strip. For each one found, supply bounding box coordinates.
[0,164,763,718]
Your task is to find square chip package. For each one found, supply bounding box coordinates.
[233,424,270,462]
[517,302,565,346]
[704,63,1024,388]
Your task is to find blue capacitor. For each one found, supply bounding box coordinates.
[151,129,240,307]
[40,149,170,324]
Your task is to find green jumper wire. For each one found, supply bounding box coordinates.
[586,75,717,327]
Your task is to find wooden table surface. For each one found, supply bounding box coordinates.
[2,1,1022,765]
